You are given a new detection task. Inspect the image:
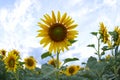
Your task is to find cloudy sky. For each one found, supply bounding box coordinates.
[0,0,120,67]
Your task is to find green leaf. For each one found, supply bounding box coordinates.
[82,62,86,65]
[68,40,77,44]
[109,31,118,41]
[94,53,97,55]
[64,58,79,64]
[91,32,98,36]
[101,51,105,55]
[102,46,108,51]
[87,56,97,69]
[102,46,113,51]
[87,44,95,48]
[41,64,56,79]
[41,51,51,59]
[19,62,25,66]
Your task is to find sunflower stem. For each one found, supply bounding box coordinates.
[98,38,101,60]
[56,52,59,80]
[14,71,19,80]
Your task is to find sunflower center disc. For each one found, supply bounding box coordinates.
[51,61,56,67]
[9,58,15,67]
[49,23,67,42]
[27,59,34,66]
[69,67,75,74]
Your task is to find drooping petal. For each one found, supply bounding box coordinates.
[40,37,50,44]
[49,41,54,53]
[43,37,51,47]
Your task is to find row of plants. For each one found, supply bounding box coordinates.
[0,11,120,80]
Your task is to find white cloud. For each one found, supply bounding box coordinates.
[66,0,82,7]
[0,0,41,59]
[103,0,117,6]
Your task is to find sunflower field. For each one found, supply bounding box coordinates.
[0,11,120,80]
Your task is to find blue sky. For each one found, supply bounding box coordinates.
[0,0,120,67]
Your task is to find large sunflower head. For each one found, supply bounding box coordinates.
[114,26,120,45]
[37,11,78,53]
[4,52,18,72]
[65,65,79,76]
[48,58,61,68]
[24,56,36,70]
[99,22,109,43]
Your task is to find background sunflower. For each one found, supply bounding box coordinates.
[99,22,110,44]
[4,52,18,72]
[48,58,61,68]
[114,27,120,45]
[24,56,36,70]
[65,65,79,76]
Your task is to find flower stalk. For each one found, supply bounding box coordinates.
[98,38,101,60]
[56,52,59,80]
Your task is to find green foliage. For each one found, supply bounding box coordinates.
[91,32,98,36]
[87,44,95,48]
[41,51,51,59]
[1,23,120,80]
[68,39,77,45]
[63,58,79,64]
[109,31,118,42]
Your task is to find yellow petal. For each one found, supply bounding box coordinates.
[56,42,61,53]
[40,37,50,44]
[38,22,49,30]
[37,33,47,37]
[67,31,78,39]
[37,30,48,33]
[59,42,65,52]
[57,11,61,23]
[67,24,78,29]
[52,11,56,23]
[53,42,57,53]
[43,38,51,47]
[44,14,52,25]
[60,13,67,23]
[41,18,51,26]
[63,16,72,24]
[65,20,74,27]
[49,41,54,53]
[68,30,78,35]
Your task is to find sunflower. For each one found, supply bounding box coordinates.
[105,54,111,61]
[65,65,79,76]
[9,49,20,58]
[24,56,36,70]
[114,26,120,45]
[4,52,18,72]
[37,11,78,53]
[0,49,6,57]
[48,58,61,68]
[99,22,111,46]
